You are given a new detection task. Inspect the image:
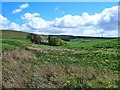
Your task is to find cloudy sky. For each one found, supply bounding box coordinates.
[0,2,118,37]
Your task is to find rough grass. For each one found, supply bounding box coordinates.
[1,30,119,88]
[2,38,31,50]
[65,39,115,49]
[93,39,119,49]
[2,50,36,88]
[1,30,27,39]
[2,50,119,88]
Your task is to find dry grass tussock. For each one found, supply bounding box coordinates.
[2,50,36,88]
[26,45,80,54]
[2,49,118,88]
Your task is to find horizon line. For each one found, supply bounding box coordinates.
[1,29,119,38]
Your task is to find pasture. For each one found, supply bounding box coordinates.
[1,30,119,88]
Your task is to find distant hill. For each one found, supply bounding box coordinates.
[0,30,118,40]
[47,35,118,41]
[1,30,28,39]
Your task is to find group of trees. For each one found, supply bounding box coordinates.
[48,36,66,46]
[27,33,66,46]
[27,33,42,44]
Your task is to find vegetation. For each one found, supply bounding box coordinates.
[1,30,119,88]
[27,33,49,45]
[27,34,66,46]
[27,33,43,44]
[49,36,66,46]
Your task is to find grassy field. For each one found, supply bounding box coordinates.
[1,30,119,88]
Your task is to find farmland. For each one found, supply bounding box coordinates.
[1,30,119,88]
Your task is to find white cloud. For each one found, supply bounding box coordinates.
[21,13,49,29]
[12,3,29,14]
[0,14,20,30]
[51,14,81,28]
[51,5,118,30]
[19,3,29,9]
[1,5,118,37]
[21,12,40,21]
[50,6,118,37]
[0,14,9,29]
[8,22,20,30]
[51,13,103,28]
[12,9,22,14]
[98,6,118,31]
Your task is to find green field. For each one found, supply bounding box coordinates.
[1,30,119,88]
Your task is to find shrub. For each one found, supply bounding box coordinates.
[27,33,42,44]
[49,36,66,46]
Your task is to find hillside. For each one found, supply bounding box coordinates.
[1,30,118,40]
[1,30,119,88]
[1,30,27,39]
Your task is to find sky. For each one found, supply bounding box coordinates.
[0,2,119,37]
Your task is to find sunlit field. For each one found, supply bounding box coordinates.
[1,30,119,88]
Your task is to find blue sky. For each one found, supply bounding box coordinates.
[0,2,118,37]
[2,2,118,24]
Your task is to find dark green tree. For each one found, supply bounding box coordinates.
[49,36,66,46]
[27,33,42,44]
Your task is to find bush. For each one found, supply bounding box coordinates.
[27,33,42,44]
[49,36,66,46]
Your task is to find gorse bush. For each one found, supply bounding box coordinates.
[49,36,66,46]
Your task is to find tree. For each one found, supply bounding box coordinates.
[49,36,66,46]
[27,33,34,43]
[27,33,42,44]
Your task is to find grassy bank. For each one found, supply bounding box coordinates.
[1,30,119,88]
